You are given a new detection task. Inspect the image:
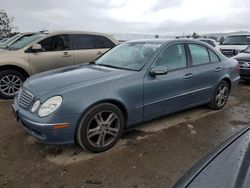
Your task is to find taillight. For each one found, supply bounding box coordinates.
[236,63,240,74]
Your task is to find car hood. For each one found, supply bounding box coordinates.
[233,52,250,62]
[25,64,129,95]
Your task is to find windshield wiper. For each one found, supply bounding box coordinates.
[96,64,136,71]
[96,64,118,68]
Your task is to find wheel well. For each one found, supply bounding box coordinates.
[104,100,128,125]
[74,100,128,143]
[222,78,231,91]
[0,65,29,78]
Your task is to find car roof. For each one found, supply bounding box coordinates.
[43,30,118,44]
[227,33,250,37]
[127,38,212,45]
[197,38,216,42]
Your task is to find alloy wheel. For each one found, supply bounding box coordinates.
[215,83,229,108]
[87,110,120,148]
[0,75,23,96]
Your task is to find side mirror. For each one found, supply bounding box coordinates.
[31,44,42,52]
[149,66,168,76]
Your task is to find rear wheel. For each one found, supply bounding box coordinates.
[77,103,124,153]
[0,70,26,99]
[209,80,230,110]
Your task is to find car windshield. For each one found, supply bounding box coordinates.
[222,35,250,45]
[0,34,21,46]
[8,34,46,50]
[95,42,162,71]
[244,46,250,53]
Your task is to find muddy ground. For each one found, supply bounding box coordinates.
[0,83,250,188]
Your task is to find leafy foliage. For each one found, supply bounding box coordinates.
[0,9,15,36]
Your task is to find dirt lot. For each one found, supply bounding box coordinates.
[0,83,250,188]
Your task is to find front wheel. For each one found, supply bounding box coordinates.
[0,70,26,99]
[209,80,230,110]
[77,103,124,153]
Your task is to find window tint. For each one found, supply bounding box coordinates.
[38,35,70,52]
[95,35,115,48]
[188,44,210,65]
[209,49,220,63]
[155,44,187,70]
[73,34,96,50]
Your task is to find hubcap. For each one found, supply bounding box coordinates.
[87,111,120,148]
[215,84,229,107]
[0,75,22,96]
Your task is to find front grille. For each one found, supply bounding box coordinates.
[238,61,250,68]
[221,49,237,57]
[18,88,34,109]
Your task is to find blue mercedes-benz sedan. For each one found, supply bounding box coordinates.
[12,39,240,153]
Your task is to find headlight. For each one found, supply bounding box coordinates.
[38,96,63,117]
[31,100,40,112]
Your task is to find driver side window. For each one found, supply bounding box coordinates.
[38,35,70,52]
[155,44,187,71]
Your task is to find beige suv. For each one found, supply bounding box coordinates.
[0,31,118,98]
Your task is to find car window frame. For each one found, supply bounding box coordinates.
[94,35,116,49]
[150,42,189,73]
[187,43,221,67]
[208,48,221,63]
[72,34,114,50]
[25,34,73,53]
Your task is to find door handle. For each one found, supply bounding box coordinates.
[97,51,103,56]
[183,73,193,79]
[214,67,222,72]
[62,51,71,57]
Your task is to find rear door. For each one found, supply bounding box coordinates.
[72,34,115,65]
[186,43,223,103]
[29,34,74,74]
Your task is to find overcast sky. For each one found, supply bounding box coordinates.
[1,0,250,35]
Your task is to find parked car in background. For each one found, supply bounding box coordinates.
[12,39,239,153]
[0,32,36,49]
[174,126,250,188]
[220,34,250,57]
[197,38,220,51]
[233,45,250,81]
[0,31,118,98]
[0,37,9,43]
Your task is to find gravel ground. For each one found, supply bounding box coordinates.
[0,83,249,188]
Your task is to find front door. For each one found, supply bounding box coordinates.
[143,43,194,119]
[29,34,74,74]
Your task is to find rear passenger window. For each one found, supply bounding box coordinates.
[209,49,220,63]
[155,44,187,70]
[73,34,95,50]
[188,44,210,65]
[95,36,115,48]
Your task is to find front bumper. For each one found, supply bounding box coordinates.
[12,96,81,144]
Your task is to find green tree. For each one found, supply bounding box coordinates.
[0,9,15,36]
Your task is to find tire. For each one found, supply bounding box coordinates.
[209,80,230,110]
[77,103,124,153]
[0,70,26,99]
